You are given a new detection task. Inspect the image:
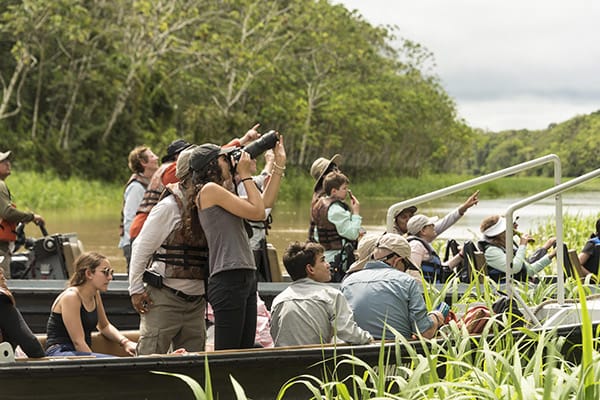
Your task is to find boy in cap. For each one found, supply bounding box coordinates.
[311,171,363,281]
[341,233,446,339]
[0,150,44,277]
[270,241,372,347]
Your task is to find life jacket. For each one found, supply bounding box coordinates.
[583,237,600,274]
[407,236,444,283]
[307,190,323,242]
[129,163,176,240]
[119,174,149,238]
[478,240,528,282]
[0,198,18,242]
[311,196,356,251]
[151,184,208,280]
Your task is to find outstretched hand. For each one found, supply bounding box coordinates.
[459,190,479,215]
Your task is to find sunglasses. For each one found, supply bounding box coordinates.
[98,268,114,277]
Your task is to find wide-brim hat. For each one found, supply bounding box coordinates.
[310,154,342,191]
[175,145,198,180]
[162,139,191,163]
[0,151,12,162]
[190,144,235,173]
[393,205,418,219]
[345,233,381,275]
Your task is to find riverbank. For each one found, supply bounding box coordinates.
[9,169,600,211]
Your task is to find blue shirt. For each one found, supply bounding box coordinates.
[341,260,433,339]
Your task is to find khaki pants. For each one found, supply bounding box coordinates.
[0,248,10,279]
[137,285,206,355]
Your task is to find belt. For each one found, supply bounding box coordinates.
[163,285,202,302]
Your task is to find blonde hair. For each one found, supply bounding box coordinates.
[68,252,108,287]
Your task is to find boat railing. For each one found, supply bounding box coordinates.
[386,154,562,232]
[504,167,600,305]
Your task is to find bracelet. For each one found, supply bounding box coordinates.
[240,177,253,183]
[272,170,285,177]
[273,162,286,171]
[119,337,129,347]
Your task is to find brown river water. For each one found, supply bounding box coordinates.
[23,192,600,274]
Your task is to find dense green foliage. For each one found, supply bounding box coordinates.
[0,0,473,182]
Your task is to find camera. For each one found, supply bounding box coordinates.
[230,130,279,165]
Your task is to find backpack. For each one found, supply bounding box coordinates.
[330,241,356,282]
[459,305,491,334]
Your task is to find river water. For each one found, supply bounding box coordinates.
[30,191,600,273]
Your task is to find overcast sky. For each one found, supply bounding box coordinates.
[336,0,600,131]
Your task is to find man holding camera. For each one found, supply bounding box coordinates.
[0,150,44,278]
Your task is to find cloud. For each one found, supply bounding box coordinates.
[337,0,600,130]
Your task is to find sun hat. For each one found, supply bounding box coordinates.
[310,154,342,191]
[482,216,507,238]
[175,145,198,180]
[406,214,439,235]
[393,205,418,219]
[374,233,412,259]
[0,151,11,162]
[189,144,236,173]
[346,233,381,274]
[162,139,191,163]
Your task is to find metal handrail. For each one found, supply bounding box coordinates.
[386,154,562,232]
[504,168,600,305]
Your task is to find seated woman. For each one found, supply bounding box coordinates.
[578,218,600,276]
[0,267,44,357]
[45,252,137,357]
[478,215,556,282]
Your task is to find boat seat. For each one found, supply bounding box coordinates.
[35,330,140,357]
[267,244,282,282]
[61,237,84,277]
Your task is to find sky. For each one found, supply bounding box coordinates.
[336,0,600,131]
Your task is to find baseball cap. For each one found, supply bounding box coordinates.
[407,214,439,235]
[189,144,235,173]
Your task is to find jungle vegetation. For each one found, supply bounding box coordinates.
[0,0,597,183]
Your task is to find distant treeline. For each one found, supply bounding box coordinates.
[0,1,597,183]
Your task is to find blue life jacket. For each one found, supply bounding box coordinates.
[583,237,600,274]
[407,236,445,283]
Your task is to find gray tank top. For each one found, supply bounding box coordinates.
[198,205,256,277]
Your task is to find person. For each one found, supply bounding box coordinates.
[45,252,137,357]
[194,135,286,350]
[406,214,464,282]
[577,218,600,276]
[0,267,44,357]
[129,139,191,242]
[308,154,342,242]
[128,145,209,355]
[478,215,556,282]
[341,234,446,339]
[270,241,372,347]
[391,190,480,236]
[345,232,382,276]
[118,146,159,271]
[311,171,362,282]
[0,150,44,278]
[235,149,275,281]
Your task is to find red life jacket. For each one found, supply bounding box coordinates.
[0,202,18,242]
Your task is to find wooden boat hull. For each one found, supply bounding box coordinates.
[0,320,592,400]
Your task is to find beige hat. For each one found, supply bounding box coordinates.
[0,151,11,162]
[393,205,418,219]
[407,214,439,235]
[310,154,342,190]
[375,233,411,259]
[346,233,381,274]
[175,144,198,180]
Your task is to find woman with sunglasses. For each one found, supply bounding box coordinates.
[45,252,137,357]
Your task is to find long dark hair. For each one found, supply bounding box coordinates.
[591,218,600,239]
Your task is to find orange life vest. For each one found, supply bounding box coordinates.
[0,202,18,242]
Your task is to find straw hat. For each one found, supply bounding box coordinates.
[310,154,342,191]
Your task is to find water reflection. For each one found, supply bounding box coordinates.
[29,192,600,273]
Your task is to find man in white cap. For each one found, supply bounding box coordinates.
[0,151,44,277]
[341,233,446,339]
[406,214,464,283]
[129,144,208,355]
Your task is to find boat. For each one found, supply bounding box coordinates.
[2,296,599,400]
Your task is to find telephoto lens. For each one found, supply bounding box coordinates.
[243,130,279,159]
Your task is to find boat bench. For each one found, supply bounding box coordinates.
[36,330,140,357]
